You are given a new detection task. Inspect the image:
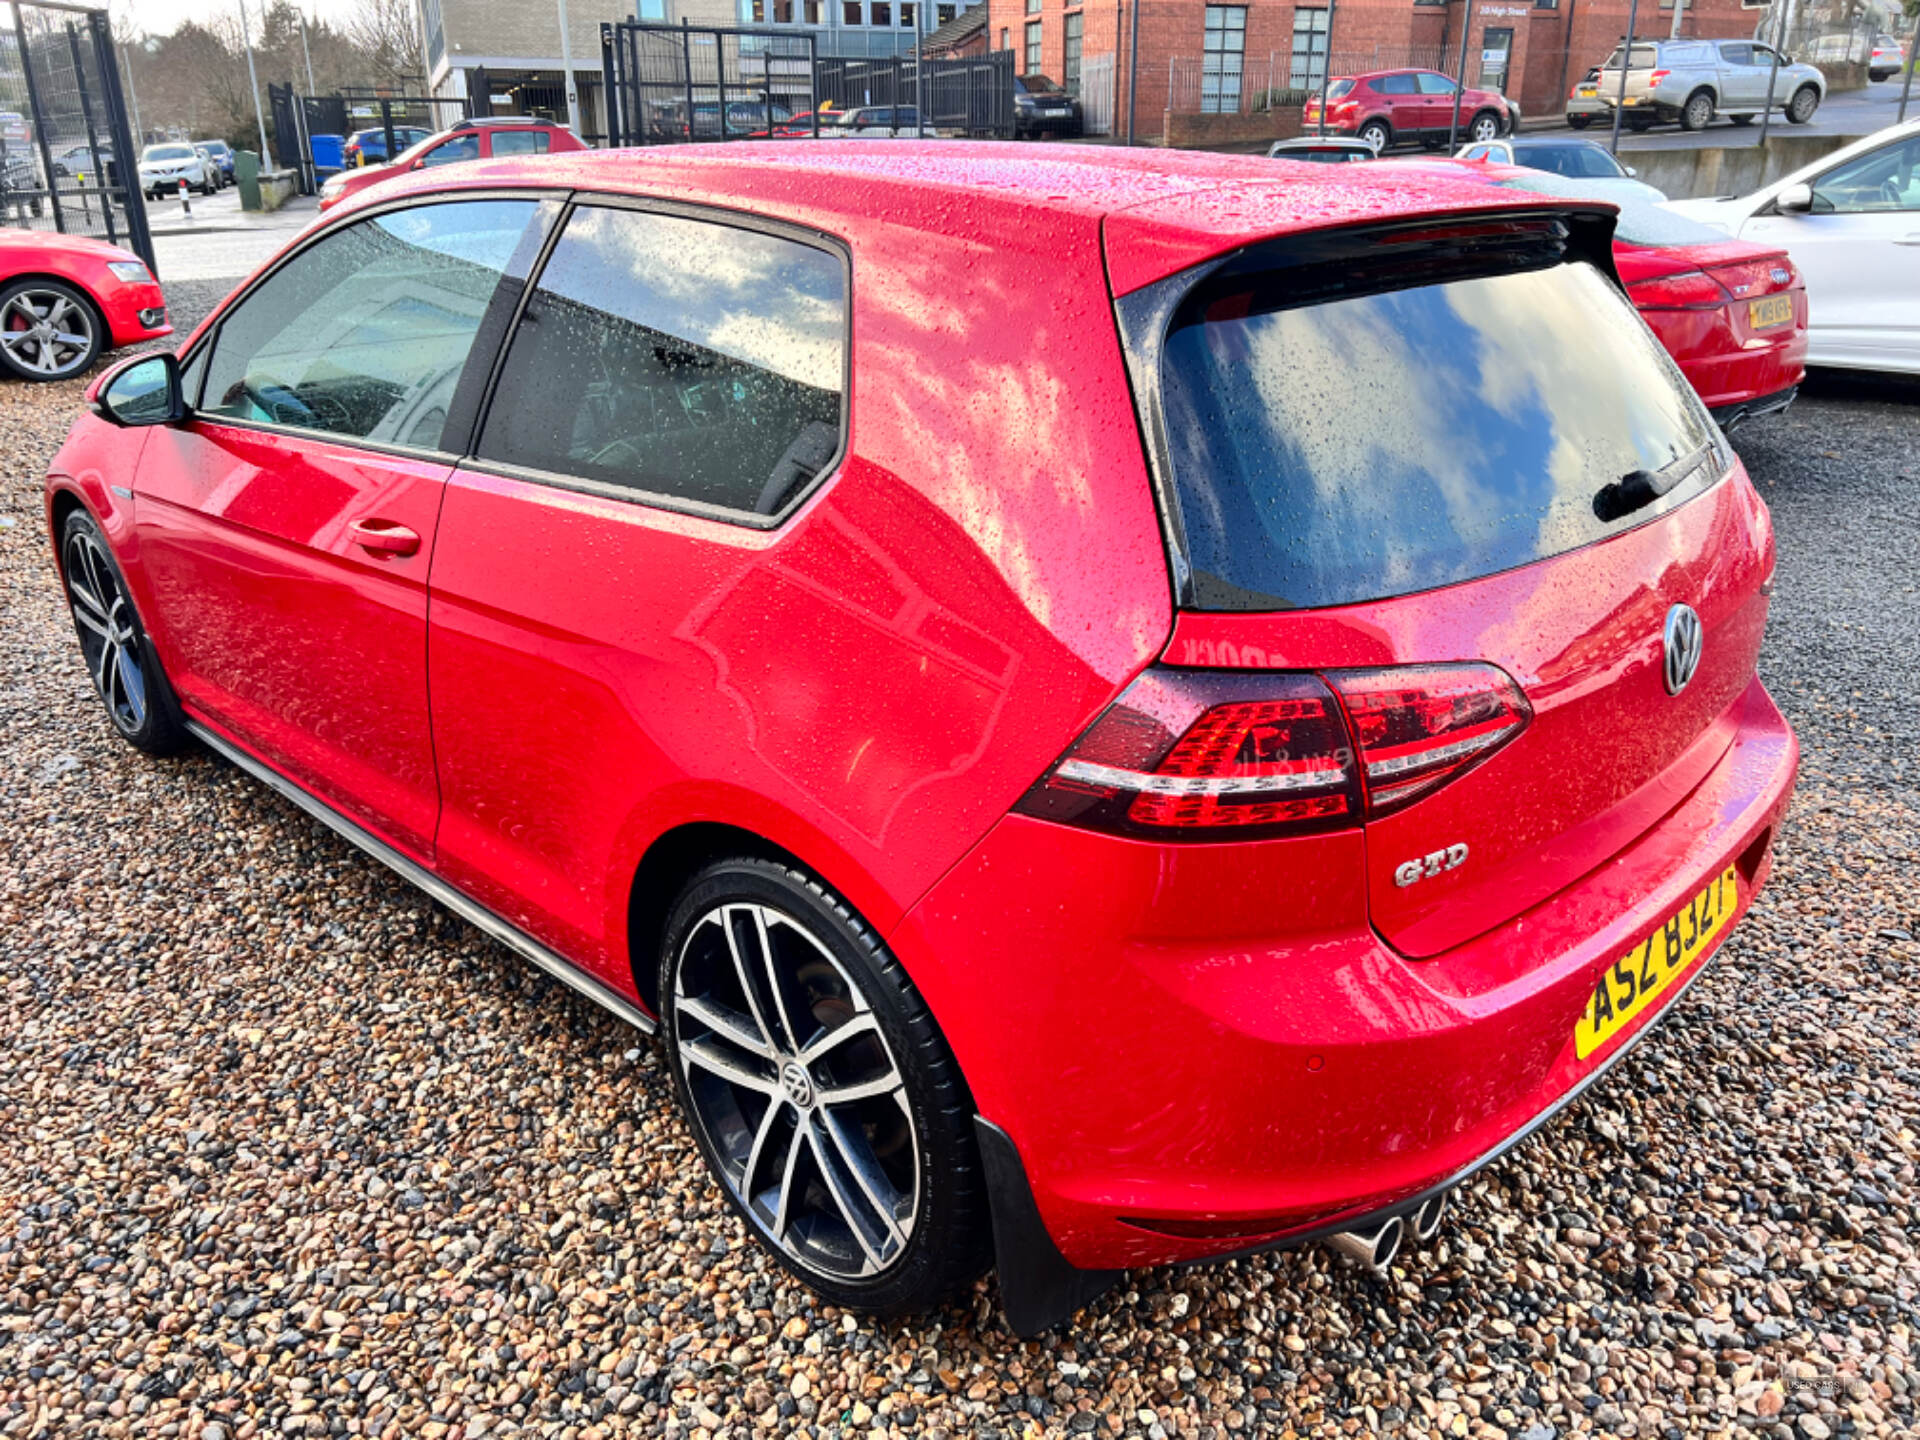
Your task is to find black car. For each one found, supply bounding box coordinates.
[1014,74,1082,138]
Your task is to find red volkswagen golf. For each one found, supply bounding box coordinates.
[46,145,1797,1334]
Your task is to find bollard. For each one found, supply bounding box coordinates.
[178,177,191,218]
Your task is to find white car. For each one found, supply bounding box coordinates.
[1453,136,1668,202]
[138,143,215,199]
[1870,36,1908,82]
[1666,119,1920,375]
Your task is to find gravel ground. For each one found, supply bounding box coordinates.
[2,284,1916,1440]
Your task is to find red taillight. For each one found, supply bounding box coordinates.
[1014,669,1360,841]
[1325,664,1532,816]
[1626,269,1731,309]
[1016,663,1531,840]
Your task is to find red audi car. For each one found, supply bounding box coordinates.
[1302,68,1516,151]
[1410,163,1808,426]
[1,230,168,382]
[46,145,1797,1334]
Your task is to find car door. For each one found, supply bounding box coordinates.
[1714,43,1760,110]
[426,199,853,987]
[132,195,555,860]
[1416,71,1463,136]
[1374,73,1420,136]
[1739,133,1920,370]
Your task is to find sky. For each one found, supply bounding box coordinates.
[113,0,365,41]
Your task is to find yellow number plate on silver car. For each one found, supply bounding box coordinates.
[1575,865,1738,1059]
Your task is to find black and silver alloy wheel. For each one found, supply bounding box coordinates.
[58,510,186,755]
[65,523,148,733]
[672,899,919,1280]
[0,280,100,381]
[660,859,989,1313]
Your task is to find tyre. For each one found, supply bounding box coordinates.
[659,857,990,1314]
[0,277,102,382]
[1468,110,1502,142]
[1680,90,1715,131]
[1786,85,1818,124]
[1629,115,1656,132]
[1567,113,1592,129]
[1356,118,1391,153]
[1869,69,1892,83]
[1730,113,1755,126]
[58,509,188,755]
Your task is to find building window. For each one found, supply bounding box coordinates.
[938,3,956,21]
[1288,7,1328,90]
[872,0,891,23]
[741,0,764,21]
[900,1,916,26]
[774,0,794,20]
[1000,25,1009,48]
[1064,12,1082,90]
[1025,18,1042,71]
[844,0,862,22]
[638,0,666,19]
[1026,0,1039,14]
[1201,5,1246,113]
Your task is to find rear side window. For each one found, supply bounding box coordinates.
[1146,223,1720,609]
[477,204,846,518]
[1376,74,1417,94]
[490,129,552,155]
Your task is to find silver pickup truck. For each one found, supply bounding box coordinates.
[1595,38,1825,132]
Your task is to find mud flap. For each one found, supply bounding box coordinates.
[974,1117,1123,1337]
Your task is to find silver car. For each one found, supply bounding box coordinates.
[1595,38,1824,132]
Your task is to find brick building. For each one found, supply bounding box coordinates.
[987,0,1766,142]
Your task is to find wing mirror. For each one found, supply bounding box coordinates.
[1774,181,1815,214]
[89,352,184,427]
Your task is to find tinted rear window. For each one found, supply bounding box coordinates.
[1153,229,1719,609]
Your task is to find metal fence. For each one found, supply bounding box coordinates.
[600,19,1013,144]
[1167,44,1449,118]
[0,0,152,271]
[271,86,469,196]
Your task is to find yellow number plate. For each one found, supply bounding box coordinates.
[1575,866,1739,1059]
[1577,86,1598,97]
[1749,294,1794,330]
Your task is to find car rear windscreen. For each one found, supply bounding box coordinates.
[1154,233,1720,610]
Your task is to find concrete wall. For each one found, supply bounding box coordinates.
[1627,130,1860,200]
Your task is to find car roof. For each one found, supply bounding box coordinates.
[452,117,568,130]
[350,140,1604,297]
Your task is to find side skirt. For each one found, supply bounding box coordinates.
[185,719,658,1037]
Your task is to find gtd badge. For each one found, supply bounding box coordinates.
[1663,603,1704,695]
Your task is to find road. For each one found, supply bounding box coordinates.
[147,188,317,284]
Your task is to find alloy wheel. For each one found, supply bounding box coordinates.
[1471,114,1500,141]
[2,287,96,378]
[64,526,148,733]
[671,901,919,1281]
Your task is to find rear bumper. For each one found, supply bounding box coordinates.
[896,676,1796,1318]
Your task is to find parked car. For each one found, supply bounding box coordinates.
[0,111,29,146]
[320,118,587,212]
[1014,74,1082,137]
[1666,118,1920,374]
[825,105,922,135]
[1453,136,1668,202]
[343,125,434,167]
[1595,38,1823,132]
[665,101,797,139]
[1566,66,1608,129]
[52,143,114,181]
[0,142,43,217]
[1302,69,1515,152]
[751,106,845,138]
[193,145,224,190]
[1870,35,1908,82]
[1,230,167,381]
[47,147,1797,1335]
[1266,136,1376,163]
[1482,169,1805,427]
[138,142,215,198]
[195,139,235,185]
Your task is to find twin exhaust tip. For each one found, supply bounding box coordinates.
[1327,1190,1450,1274]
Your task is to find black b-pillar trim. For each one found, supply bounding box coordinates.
[974,1118,1122,1337]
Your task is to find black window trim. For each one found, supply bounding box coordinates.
[460,191,855,533]
[173,186,571,469]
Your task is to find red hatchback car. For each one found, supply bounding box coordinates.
[1303,68,1516,151]
[1,230,168,382]
[47,145,1797,1334]
[318,118,587,213]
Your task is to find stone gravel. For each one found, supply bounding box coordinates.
[2,284,1916,1440]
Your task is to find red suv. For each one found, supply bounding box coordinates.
[49,145,1796,1334]
[1304,68,1515,151]
[319,118,586,212]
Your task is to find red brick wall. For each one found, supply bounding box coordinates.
[985,0,1765,145]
